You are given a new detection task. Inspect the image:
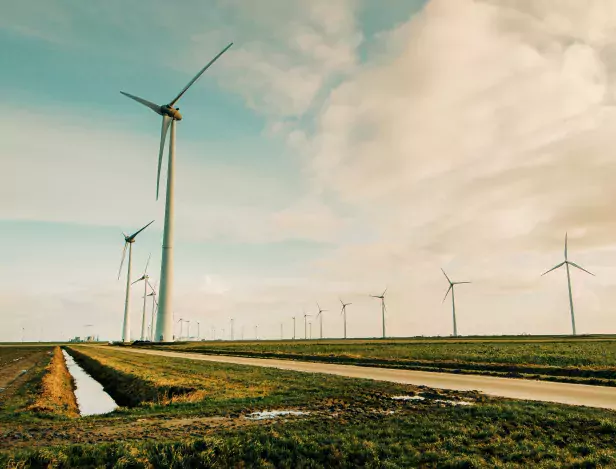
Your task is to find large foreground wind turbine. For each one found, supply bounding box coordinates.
[132,254,151,341]
[441,268,470,337]
[121,43,233,342]
[316,303,326,339]
[118,221,154,342]
[371,289,387,338]
[542,233,594,335]
[340,299,351,339]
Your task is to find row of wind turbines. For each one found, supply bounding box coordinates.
[113,42,594,342]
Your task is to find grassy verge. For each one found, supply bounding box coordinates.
[27,347,78,418]
[140,337,616,386]
[3,397,616,467]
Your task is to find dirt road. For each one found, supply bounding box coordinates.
[116,347,616,410]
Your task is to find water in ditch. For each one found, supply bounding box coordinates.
[62,350,118,416]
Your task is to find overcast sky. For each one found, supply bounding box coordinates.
[3,0,616,342]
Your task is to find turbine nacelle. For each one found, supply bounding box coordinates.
[161,105,182,121]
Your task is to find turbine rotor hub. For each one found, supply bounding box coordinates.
[161,105,183,121]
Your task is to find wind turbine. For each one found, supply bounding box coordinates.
[230,318,234,340]
[303,311,311,339]
[542,233,594,336]
[146,281,158,341]
[340,299,351,339]
[316,303,327,339]
[131,254,151,341]
[177,318,184,340]
[121,43,233,342]
[197,321,200,339]
[118,220,155,343]
[370,288,388,339]
[292,316,296,340]
[186,320,191,339]
[441,269,470,338]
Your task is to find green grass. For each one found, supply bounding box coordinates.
[142,336,616,386]
[4,345,616,467]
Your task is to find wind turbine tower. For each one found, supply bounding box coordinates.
[542,233,594,335]
[303,311,311,340]
[441,269,471,337]
[121,43,233,342]
[316,303,326,339]
[132,254,151,341]
[118,221,154,342]
[370,289,388,339]
[147,285,158,341]
[292,316,296,340]
[340,299,351,339]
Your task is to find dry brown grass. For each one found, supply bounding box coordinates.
[28,347,78,418]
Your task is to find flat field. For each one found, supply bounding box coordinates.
[0,345,54,421]
[143,336,616,386]
[2,345,616,467]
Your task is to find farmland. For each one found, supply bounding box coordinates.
[2,345,616,467]
[142,336,616,386]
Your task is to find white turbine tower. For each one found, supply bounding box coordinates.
[118,221,154,342]
[542,233,594,336]
[316,302,326,339]
[441,269,471,338]
[303,311,311,340]
[340,299,351,339]
[147,288,158,342]
[370,288,387,339]
[131,254,151,341]
[121,43,233,342]
[292,316,296,340]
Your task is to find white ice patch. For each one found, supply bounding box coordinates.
[245,410,310,420]
[391,396,474,406]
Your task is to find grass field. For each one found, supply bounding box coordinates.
[141,336,616,386]
[2,345,616,467]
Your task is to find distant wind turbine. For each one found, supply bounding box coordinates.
[303,311,311,339]
[340,299,352,339]
[370,288,388,338]
[132,254,151,341]
[118,221,154,343]
[197,321,200,339]
[316,303,327,339]
[292,316,296,340]
[441,269,471,338]
[121,43,233,342]
[542,233,594,336]
[146,280,158,341]
[177,318,184,340]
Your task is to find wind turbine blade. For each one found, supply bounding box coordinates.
[129,220,155,240]
[382,288,388,297]
[441,268,452,284]
[565,232,568,261]
[568,261,595,276]
[169,42,233,106]
[118,242,128,280]
[455,281,471,285]
[120,92,162,115]
[541,261,565,276]
[131,277,144,285]
[442,285,452,303]
[145,253,151,273]
[157,115,172,200]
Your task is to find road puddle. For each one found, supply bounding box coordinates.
[391,395,474,406]
[62,350,118,416]
[245,410,310,420]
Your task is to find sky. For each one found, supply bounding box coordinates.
[2,0,616,342]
